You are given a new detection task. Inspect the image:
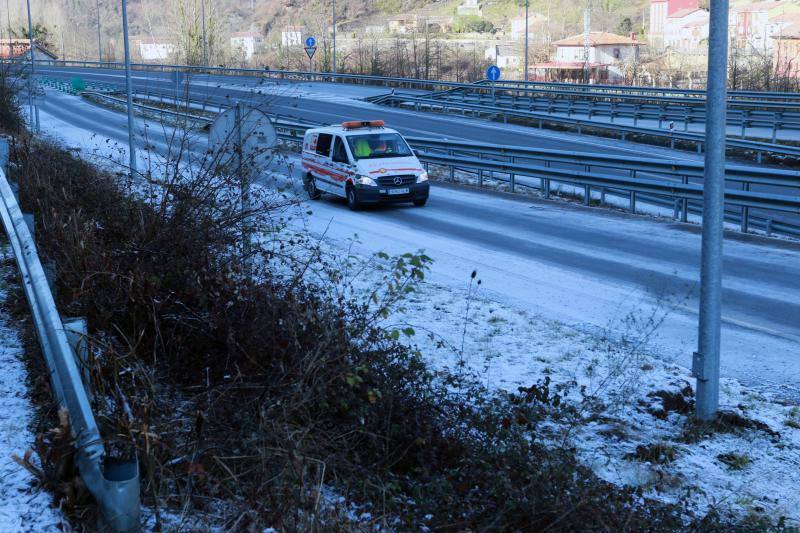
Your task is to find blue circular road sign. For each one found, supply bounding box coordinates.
[486,65,501,81]
[305,36,317,48]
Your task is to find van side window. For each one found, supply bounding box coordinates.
[332,137,350,164]
[316,133,333,156]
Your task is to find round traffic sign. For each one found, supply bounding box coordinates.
[486,65,501,82]
[305,36,316,48]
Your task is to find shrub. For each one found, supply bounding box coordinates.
[1,75,754,530]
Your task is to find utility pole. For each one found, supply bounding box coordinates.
[524,0,529,82]
[121,0,137,173]
[694,0,729,421]
[332,0,337,73]
[201,0,208,66]
[25,0,38,133]
[5,0,10,48]
[96,0,102,62]
[583,2,591,83]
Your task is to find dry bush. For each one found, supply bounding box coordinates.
[1,76,758,530]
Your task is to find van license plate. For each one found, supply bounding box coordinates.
[388,188,409,195]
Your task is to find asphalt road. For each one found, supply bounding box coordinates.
[33,76,800,400]
[35,65,704,156]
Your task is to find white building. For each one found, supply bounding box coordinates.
[767,12,800,45]
[732,1,800,51]
[533,31,641,82]
[457,0,482,17]
[281,28,305,47]
[231,31,264,60]
[133,36,177,61]
[485,44,521,69]
[664,8,708,50]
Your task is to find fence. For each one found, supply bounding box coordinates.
[0,140,140,532]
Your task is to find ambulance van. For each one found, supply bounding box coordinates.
[301,120,429,210]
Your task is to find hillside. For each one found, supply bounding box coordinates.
[10,0,649,63]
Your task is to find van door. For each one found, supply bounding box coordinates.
[329,136,352,197]
[312,133,334,193]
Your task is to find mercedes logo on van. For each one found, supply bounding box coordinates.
[393,177,403,185]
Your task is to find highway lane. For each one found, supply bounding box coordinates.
[36,88,800,400]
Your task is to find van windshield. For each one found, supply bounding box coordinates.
[347,133,413,160]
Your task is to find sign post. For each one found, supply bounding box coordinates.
[209,105,277,272]
[486,65,501,105]
[305,36,317,72]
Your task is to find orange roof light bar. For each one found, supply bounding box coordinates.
[341,120,385,130]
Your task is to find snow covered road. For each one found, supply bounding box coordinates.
[36,88,800,401]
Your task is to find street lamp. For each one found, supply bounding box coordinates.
[201,0,208,66]
[121,0,137,173]
[25,0,38,132]
[524,0,529,82]
[694,0,729,421]
[96,0,102,62]
[332,0,337,73]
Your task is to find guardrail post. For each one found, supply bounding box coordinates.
[682,176,689,222]
[741,182,750,233]
[741,110,747,138]
[771,116,779,143]
[509,156,515,192]
[583,164,591,205]
[448,150,455,182]
[765,218,772,236]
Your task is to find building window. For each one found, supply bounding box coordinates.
[613,48,621,59]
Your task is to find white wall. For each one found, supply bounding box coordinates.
[139,43,175,61]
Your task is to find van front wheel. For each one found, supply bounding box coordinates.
[346,186,361,211]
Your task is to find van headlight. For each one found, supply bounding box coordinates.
[416,171,429,183]
[356,175,377,186]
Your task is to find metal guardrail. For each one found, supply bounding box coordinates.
[402,136,800,189]
[406,136,800,236]
[86,89,800,238]
[374,93,800,162]
[0,141,139,532]
[425,91,800,140]
[417,150,800,212]
[474,78,800,104]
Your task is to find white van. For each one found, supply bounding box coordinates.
[301,120,429,210]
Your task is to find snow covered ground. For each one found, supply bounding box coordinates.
[32,93,800,526]
[383,271,800,524]
[0,247,63,530]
